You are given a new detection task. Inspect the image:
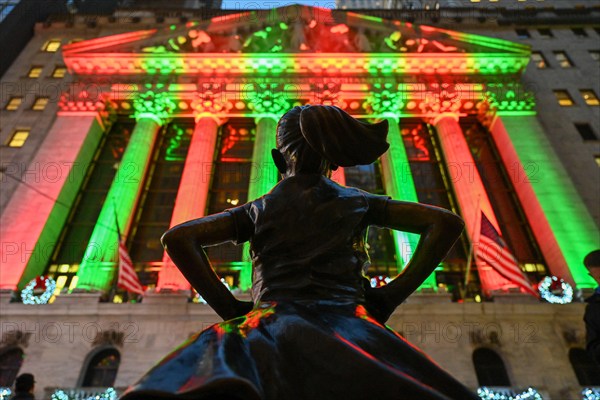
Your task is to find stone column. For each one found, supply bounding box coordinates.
[1,95,109,291]
[379,117,433,287]
[75,92,173,292]
[156,114,223,292]
[431,113,518,295]
[238,115,280,290]
[489,115,596,288]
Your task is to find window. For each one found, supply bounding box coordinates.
[52,66,67,78]
[27,66,43,78]
[531,52,548,68]
[42,39,61,52]
[569,348,600,385]
[7,129,29,147]
[554,51,573,68]
[473,348,511,386]
[81,348,120,387]
[590,51,600,62]
[595,155,600,168]
[554,90,574,106]
[538,28,553,38]
[580,90,600,106]
[515,29,530,39]
[575,123,598,141]
[0,347,24,386]
[5,97,22,111]
[32,97,49,111]
[572,28,588,38]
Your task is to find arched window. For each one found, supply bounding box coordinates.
[473,348,511,386]
[569,347,600,385]
[0,347,24,386]
[81,348,120,387]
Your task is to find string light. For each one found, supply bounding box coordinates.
[51,387,117,400]
[477,387,543,400]
[582,387,600,400]
[0,388,12,400]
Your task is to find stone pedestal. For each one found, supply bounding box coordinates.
[142,290,190,305]
[404,289,453,304]
[53,291,103,305]
[491,290,540,304]
[0,289,14,303]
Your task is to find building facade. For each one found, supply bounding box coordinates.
[0,2,599,399]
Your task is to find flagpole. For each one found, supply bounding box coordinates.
[464,195,482,289]
[109,198,122,302]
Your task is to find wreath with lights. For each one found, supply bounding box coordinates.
[538,275,573,304]
[21,276,56,305]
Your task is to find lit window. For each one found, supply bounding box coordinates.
[531,52,547,68]
[5,97,22,111]
[52,66,67,78]
[590,51,600,62]
[595,155,600,168]
[538,29,553,38]
[580,90,600,106]
[516,29,530,39]
[42,39,61,52]
[572,28,588,38]
[554,51,573,68]
[7,130,29,147]
[32,97,49,111]
[554,90,574,106]
[28,66,43,78]
[575,123,598,141]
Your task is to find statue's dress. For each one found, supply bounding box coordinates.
[122,175,479,400]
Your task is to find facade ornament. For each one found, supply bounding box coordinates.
[364,82,404,119]
[483,82,536,113]
[132,84,176,125]
[247,83,290,119]
[311,82,346,109]
[191,83,232,123]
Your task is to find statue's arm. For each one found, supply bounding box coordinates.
[365,200,464,323]
[161,212,253,321]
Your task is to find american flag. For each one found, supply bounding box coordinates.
[117,241,144,295]
[476,212,538,297]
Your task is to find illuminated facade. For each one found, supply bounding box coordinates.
[0,3,599,398]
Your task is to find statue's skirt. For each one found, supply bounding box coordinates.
[120,301,480,400]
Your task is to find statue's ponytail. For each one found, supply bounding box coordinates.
[298,105,389,167]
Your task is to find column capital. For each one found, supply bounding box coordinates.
[364,83,404,118]
[248,83,289,117]
[254,114,280,124]
[133,90,175,126]
[191,86,232,125]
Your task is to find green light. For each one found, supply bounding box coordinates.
[502,115,598,289]
[76,92,172,292]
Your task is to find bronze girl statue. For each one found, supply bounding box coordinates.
[122,105,480,399]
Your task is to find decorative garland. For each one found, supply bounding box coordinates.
[0,388,12,400]
[582,387,600,400]
[538,276,573,304]
[21,276,56,305]
[51,387,117,400]
[477,387,543,400]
